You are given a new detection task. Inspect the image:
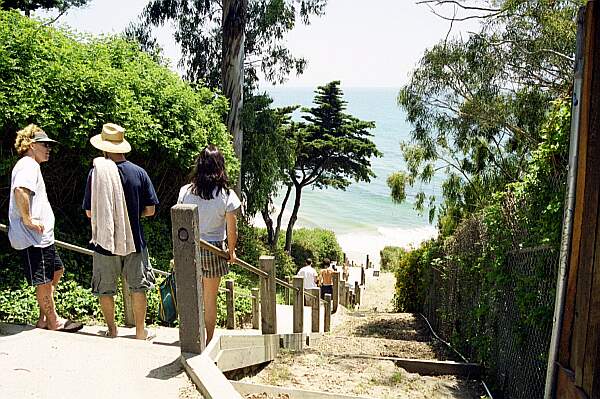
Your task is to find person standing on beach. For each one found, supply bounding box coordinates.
[177,145,240,345]
[83,123,159,340]
[8,124,83,332]
[319,258,334,299]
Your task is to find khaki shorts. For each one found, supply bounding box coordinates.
[92,247,155,296]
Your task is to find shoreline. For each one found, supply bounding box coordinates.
[251,214,438,267]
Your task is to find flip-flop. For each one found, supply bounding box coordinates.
[57,320,83,333]
[142,329,156,341]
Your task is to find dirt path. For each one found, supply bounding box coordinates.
[241,272,482,398]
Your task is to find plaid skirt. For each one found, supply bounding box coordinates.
[199,240,229,278]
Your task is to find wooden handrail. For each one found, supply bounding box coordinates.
[0,223,169,276]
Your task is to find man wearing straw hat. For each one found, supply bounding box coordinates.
[83,123,159,340]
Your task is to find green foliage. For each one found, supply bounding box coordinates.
[141,0,327,89]
[281,81,381,250]
[241,93,295,216]
[389,0,580,231]
[391,240,441,312]
[393,100,570,383]
[285,228,343,269]
[0,10,236,326]
[379,246,406,272]
[1,0,89,14]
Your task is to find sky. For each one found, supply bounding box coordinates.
[38,0,479,88]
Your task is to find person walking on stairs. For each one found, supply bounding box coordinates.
[297,258,318,304]
[83,123,159,340]
[177,145,241,345]
[8,124,83,333]
[319,258,335,300]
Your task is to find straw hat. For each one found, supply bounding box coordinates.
[90,123,131,153]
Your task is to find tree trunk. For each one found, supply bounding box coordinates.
[261,204,274,245]
[222,0,247,194]
[284,183,302,253]
[273,184,293,249]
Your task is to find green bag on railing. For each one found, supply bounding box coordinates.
[158,272,178,324]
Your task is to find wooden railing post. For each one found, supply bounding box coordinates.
[340,279,346,307]
[310,288,320,333]
[293,276,304,334]
[324,293,332,332]
[251,287,259,329]
[366,254,370,269]
[332,271,340,313]
[355,281,360,308]
[286,276,292,305]
[260,256,276,334]
[171,204,204,354]
[225,279,235,329]
[121,276,134,327]
[361,266,366,286]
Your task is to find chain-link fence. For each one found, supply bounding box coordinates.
[422,217,558,399]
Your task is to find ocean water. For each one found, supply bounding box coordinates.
[256,87,441,265]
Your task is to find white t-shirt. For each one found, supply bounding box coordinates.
[177,184,241,242]
[297,265,318,289]
[8,156,55,249]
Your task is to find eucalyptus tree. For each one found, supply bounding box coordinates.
[1,0,89,16]
[389,0,581,231]
[280,81,381,251]
[140,0,327,192]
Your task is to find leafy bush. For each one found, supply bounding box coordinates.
[392,240,441,312]
[380,246,406,271]
[286,228,343,268]
[0,10,236,326]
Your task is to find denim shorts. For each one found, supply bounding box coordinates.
[91,247,155,295]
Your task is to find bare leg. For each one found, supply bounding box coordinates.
[36,282,64,330]
[99,295,118,337]
[131,292,148,340]
[36,269,63,329]
[203,277,221,345]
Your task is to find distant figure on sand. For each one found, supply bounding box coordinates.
[83,123,159,340]
[319,258,334,299]
[177,145,240,345]
[8,124,83,332]
[343,261,350,282]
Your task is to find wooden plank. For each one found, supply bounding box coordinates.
[216,345,279,372]
[584,3,600,395]
[260,256,277,334]
[339,279,346,307]
[231,381,372,399]
[332,271,339,313]
[293,276,304,334]
[181,352,242,399]
[251,288,259,330]
[121,275,135,327]
[171,204,205,354]
[324,293,332,332]
[226,279,236,330]
[219,333,279,350]
[280,333,305,351]
[309,288,320,333]
[557,364,589,399]
[576,2,600,388]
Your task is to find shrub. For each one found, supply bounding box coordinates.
[285,228,343,268]
[380,246,406,271]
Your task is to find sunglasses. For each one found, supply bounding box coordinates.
[35,142,53,149]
